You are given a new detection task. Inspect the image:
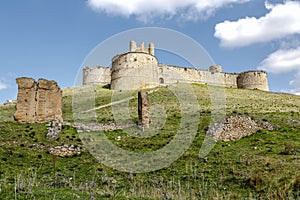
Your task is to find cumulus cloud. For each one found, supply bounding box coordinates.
[258,47,300,74]
[214,1,300,47]
[258,47,300,95]
[87,0,250,22]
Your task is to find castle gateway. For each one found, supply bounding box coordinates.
[83,41,269,91]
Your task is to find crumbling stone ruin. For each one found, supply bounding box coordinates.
[207,116,275,141]
[83,41,269,91]
[138,91,150,129]
[14,77,62,123]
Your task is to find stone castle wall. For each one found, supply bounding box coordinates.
[158,65,239,88]
[83,66,111,85]
[82,41,269,91]
[14,77,62,123]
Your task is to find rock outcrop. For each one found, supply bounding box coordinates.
[14,77,62,123]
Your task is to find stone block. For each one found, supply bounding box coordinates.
[138,91,150,129]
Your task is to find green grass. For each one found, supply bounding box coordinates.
[0,84,299,199]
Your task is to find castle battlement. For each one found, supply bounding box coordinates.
[129,41,155,56]
[83,41,269,91]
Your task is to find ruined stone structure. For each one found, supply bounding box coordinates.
[14,77,62,123]
[138,91,150,129]
[83,41,269,91]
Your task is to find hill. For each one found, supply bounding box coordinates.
[0,84,299,199]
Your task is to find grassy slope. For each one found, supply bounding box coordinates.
[0,84,299,199]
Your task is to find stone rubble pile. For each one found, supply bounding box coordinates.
[49,144,81,157]
[63,121,134,132]
[207,115,275,142]
[46,120,62,138]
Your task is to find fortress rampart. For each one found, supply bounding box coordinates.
[83,66,111,85]
[82,41,269,91]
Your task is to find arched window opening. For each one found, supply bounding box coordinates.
[159,78,164,84]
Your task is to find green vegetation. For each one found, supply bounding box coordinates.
[0,84,300,199]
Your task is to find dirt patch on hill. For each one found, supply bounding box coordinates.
[207,115,276,141]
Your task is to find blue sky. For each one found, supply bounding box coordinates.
[1,0,300,103]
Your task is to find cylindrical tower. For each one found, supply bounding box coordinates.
[237,70,269,91]
[111,51,159,90]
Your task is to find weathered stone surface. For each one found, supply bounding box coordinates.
[36,79,62,122]
[14,77,62,123]
[49,144,81,157]
[207,116,275,141]
[16,77,36,89]
[14,78,38,123]
[138,91,149,129]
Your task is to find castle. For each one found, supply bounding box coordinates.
[82,41,269,91]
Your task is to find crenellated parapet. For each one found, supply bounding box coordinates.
[129,41,155,56]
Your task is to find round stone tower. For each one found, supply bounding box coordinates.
[237,70,269,91]
[111,41,159,90]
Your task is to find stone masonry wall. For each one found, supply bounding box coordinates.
[83,63,267,91]
[82,41,269,91]
[83,66,111,85]
[14,78,37,122]
[14,77,62,123]
[158,65,238,88]
[237,71,269,91]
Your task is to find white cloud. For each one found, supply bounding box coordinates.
[258,47,300,95]
[0,82,8,90]
[258,47,300,74]
[289,72,300,95]
[87,0,250,22]
[214,1,300,47]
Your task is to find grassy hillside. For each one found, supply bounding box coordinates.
[0,84,300,199]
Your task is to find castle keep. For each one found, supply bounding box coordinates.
[83,41,269,91]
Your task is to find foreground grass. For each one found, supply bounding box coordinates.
[0,84,299,199]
